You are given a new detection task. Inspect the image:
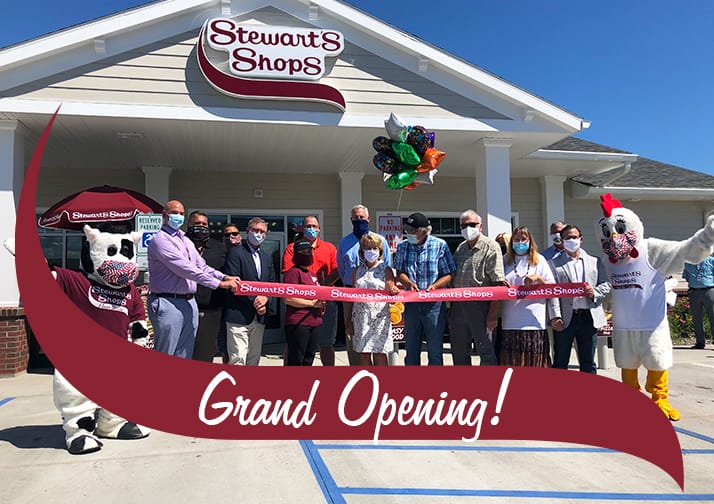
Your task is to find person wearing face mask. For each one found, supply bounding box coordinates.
[495,225,554,367]
[541,220,567,261]
[449,210,506,366]
[281,215,340,365]
[147,200,239,359]
[185,211,229,362]
[548,225,611,373]
[283,238,327,366]
[347,233,400,366]
[223,223,242,248]
[393,212,456,366]
[337,205,392,365]
[222,217,276,366]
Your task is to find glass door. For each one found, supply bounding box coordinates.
[260,232,285,343]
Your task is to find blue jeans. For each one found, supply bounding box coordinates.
[553,310,597,373]
[403,302,446,366]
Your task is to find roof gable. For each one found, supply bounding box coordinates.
[0,0,586,133]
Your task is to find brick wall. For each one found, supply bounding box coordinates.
[0,307,28,377]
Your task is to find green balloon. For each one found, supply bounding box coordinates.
[385,168,417,190]
[391,142,421,166]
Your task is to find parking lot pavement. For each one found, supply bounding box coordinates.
[1,345,712,503]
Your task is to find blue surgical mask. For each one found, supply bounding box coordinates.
[352,219,370,238]
[406,234,419,245]
[513,242,530,255]
[167,214,184,230]
[304,227,319,240]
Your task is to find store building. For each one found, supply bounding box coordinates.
[1,0,713,369]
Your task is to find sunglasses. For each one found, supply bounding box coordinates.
[460,222,481,229]
[224,232,240,237]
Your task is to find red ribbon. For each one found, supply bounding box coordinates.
[235,281,588,303]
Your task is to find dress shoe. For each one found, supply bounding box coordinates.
[691,343,705,349]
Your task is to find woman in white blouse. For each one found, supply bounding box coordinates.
[498,226,554,367]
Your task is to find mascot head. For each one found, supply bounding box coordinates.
[597,193,643,263]
[81,224,141,288]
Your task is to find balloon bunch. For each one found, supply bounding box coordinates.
[372,113,446,190]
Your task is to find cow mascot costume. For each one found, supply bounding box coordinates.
[597,193,714,421]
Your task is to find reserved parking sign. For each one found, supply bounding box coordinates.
[135,214,163,270]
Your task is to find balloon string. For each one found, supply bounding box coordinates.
[396,189,404,213]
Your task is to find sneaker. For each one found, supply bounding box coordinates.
[691,343,705,349]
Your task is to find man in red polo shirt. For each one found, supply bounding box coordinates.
[282,215,339,365]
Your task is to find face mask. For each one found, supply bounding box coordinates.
[304,227,319,240]
[186,225,210,245]
[352,219,370,238]
[293,253,314,268]
[461,226,480,241]
[406,234,419,245]
[512,242,530,255]
[563,238,581,253]
[602,232,637,261]
[167,214,184,230]
[363,249,380,263]
[551,233,562,245]
[96,260,138,287]
[248,232,265,247]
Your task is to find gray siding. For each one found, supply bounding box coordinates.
[4,9,507,120]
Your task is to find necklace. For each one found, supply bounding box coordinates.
[514,257,531,278]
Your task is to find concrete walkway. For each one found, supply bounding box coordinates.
[1,344,713,503]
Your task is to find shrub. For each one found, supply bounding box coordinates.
[668,295,710,340]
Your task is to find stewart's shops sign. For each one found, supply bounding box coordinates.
[197,19,347,110]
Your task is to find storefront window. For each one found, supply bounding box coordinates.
[37,213,83,269]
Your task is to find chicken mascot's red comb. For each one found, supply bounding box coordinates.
[600,193,623,217]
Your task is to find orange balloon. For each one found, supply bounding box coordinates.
[420,148,446,170]
[404,182,420,190]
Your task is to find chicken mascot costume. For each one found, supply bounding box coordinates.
[597,193,714,421]
[50,224,151,454]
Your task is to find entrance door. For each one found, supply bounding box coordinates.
[261,232,285,343]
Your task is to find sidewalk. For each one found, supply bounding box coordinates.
[1,345,713,503]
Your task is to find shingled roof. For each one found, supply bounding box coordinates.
[543,137,714,189]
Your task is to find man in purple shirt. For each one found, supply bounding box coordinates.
[147,200,239,358]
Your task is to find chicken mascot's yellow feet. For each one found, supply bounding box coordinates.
[621,368,641,391]
[645,370,680,422]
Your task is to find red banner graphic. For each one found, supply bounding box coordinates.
[14,109,684,490]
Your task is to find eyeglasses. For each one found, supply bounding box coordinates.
[224,232,240,237]
[460,222,481,229]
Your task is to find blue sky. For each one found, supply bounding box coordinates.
[2,0,712,175]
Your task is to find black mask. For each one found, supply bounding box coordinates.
[293,254,314,268]
[187,225,210,245]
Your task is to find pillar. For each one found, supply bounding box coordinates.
[141,166,172,205]
[475,138,512,238]
[338,172,364,237]
[540,175,566,243]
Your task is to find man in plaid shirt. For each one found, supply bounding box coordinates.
[394,212,456,365]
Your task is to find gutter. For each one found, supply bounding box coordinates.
[570,180,714,200]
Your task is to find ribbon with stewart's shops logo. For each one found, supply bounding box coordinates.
[234,281,588,303]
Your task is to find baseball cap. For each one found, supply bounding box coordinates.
[294,238,313,255]
[404,212,430,232]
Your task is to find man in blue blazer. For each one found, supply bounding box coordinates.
[548,225,611,373]
[223,217,276,365]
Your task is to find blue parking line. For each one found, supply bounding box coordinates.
[315,443,614,453]
[675,427,714,445]
[299,440,344,504]
[0,397,15,407]
[339,487,714,501]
